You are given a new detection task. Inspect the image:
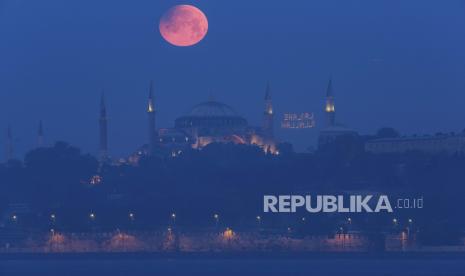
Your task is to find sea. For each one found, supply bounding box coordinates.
[1,253,465,275]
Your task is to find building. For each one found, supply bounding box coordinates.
[127,83,278,163]
[318,78,358,148]
[365,133,465,155]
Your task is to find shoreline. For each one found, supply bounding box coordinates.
[1,251,465,261]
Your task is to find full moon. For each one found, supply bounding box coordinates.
[159,5,208,47]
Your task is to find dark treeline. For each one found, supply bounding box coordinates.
[0,134,464,245]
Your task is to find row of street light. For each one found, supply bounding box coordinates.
[9,213,415,228]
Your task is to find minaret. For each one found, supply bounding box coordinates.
[37,120,44,147]
[5,125,13,161]
[147,80,157,153]
[325,78,336,127]
[99,91,108,161]
[263,82,274,138]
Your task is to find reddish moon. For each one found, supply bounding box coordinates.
[159,5,208,47]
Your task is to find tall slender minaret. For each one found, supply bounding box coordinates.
[325,78,336,127]
[147,80,157,153]
[37,120,44,147]
[263,82,274,138]
[5,125,13,161]
[99,91,108,161]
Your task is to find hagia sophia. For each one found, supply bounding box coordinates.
[102,82,278,164]
[116,78,356,164]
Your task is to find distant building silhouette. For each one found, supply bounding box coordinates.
[365,133,465,155]
[99,91,108,161]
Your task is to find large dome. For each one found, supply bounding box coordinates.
[188,101,238,117]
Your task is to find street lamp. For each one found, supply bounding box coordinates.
[171,213,176,225]
[213,214,219,227]
[408,218,413,224]
[11,215,17,222]
[347,217,352,224]
[392,218,398,225]
[89,213,96,221]
[129,213,135,220]
[256,215,262,230]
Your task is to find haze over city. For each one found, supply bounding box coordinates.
[1,0,464,158]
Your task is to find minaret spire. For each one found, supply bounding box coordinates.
[148,81,155,113]
[99,90,108,161]
[37,120,44,147]
[147,80,157,153]
[325,77,335,127]
[5,125,13,161]
[263,82,274,138]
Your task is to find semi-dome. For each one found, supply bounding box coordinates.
[188,101,239,117]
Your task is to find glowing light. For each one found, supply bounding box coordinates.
[223,227,234,239]
[326,99,335,112]
[90,175,102,185]
[148,102,154,113]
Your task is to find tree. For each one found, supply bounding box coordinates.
[23,141,99,210]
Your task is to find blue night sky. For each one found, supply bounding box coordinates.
[1,0,464,157]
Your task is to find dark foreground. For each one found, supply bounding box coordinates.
[1,253,465,276]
